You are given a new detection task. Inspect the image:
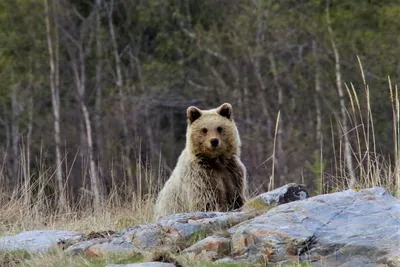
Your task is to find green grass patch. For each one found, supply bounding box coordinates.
[187,229,207,245]
[283,262,313,267]
[21,251,143,267]
[75,253,143,266]
[199,263,250,267]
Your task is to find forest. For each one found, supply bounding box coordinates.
[0,0,399,211]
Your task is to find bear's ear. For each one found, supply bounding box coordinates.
[217,103,232,120]
[187,106,202,124]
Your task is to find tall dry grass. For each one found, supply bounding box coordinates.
[0,146,159,237]
[321,60,399,196]
[265,60,399,197]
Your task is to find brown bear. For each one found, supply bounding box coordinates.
[154,103,247,219]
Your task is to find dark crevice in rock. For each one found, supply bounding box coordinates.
[278,184,309,204]
[315,195,359,233]
[296,234,317,257]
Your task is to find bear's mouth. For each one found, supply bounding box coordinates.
[207,146,218,152]
[204,147,222,158]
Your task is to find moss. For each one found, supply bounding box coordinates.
[187,229,207,245]
[242,198,274,212]
[211,230,231,239]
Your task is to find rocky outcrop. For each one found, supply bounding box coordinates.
[231,187,400,266]
[1,184,399,267]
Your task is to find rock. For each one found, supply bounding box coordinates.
[87,239,137,255]
[16,185,395,266]
[114,210,262,255]
[215,257,235,263]
[230,187,400,266]
[183,235,230,260]
[156,212,228,223]
[156,212,235,237]
[121,224,186,252]
[106,263,176,267]
[0,230,81,253]
[157,210,263,237]
[55,184,308,263]
[244,183,309,210]
[65,238,112,255]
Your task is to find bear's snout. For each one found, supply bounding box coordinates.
[210,138,219,148]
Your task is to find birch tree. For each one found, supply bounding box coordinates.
[10,83,20,184]
[327,3,356,188]
[63,10,103,209]
[44,0,66,209]
[107,1,133,186]
[94,0,104,180]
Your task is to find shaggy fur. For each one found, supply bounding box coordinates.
[154,103,247,219]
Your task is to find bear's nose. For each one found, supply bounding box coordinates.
[210,138,219,148]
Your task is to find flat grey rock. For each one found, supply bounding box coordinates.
[0,230,81,253]
[64,238,109,255]
[183,235,231,260]
[90,239,137,253]
[231,187,400,266]
[215,257,235,263]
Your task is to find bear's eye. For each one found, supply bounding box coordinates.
[201,128,208,134]
[217,127,223,133]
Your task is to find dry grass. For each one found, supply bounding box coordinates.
[0,160,157,237]
[0,197,155,237]
[325,60,399,196]
[301,61,398,197]
[0,164,157,266]
[254,59,400,198]
[0,249,143,267]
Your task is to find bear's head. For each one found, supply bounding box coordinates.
[186,103,241,159]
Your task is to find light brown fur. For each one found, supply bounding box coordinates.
[154,103,247,219]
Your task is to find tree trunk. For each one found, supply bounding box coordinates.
[71,43,102,209]
[23,94,33,206]
[0,102,12,187]
[94,0,104,182]
[107,1,133,188]
[313,40,324,193]
[44,0,66,210]
[11,84,20,185]
[313,41,322,145]
[81,102,101,208]
[327,4,356,188]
